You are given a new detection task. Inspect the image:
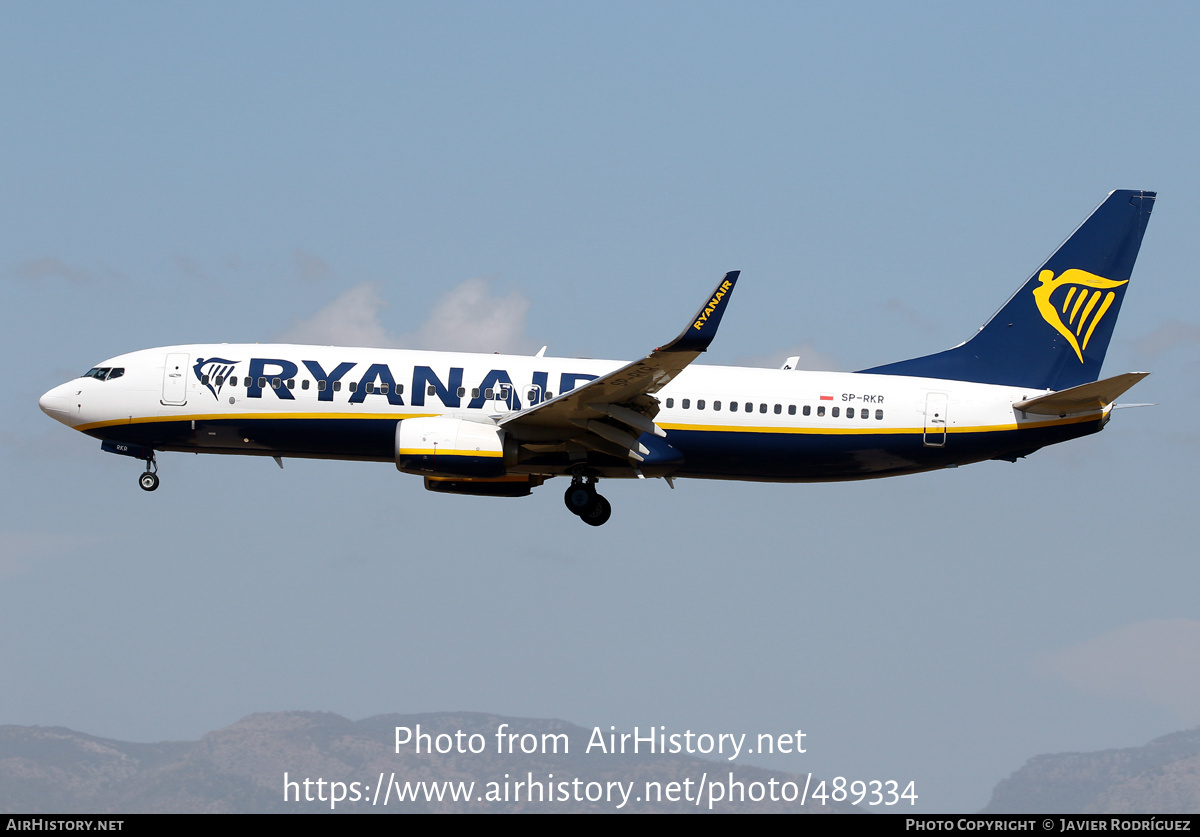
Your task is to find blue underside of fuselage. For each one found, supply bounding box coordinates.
[88,415,1104,482]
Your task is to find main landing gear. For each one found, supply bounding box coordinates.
[563,476,611,526]
[139,452,159,492]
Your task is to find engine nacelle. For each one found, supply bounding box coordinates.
[395,417,512,478]
[423,475,545,498]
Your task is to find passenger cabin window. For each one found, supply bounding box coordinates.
[457,387,466,397]
[832,407,839,417]
[802,405,810,416]
[875,409,884,420]
[729,402,737,412]
[332,381,340,392]
[666,398,674,408]
[286,379,295,389]
[817,405,825,416]
[302,380,310,390]
[318,380,326,391]
[697,399,705,410]
[365,383,375,393]
[788,405,796,415]
[682,399,691,409]
[428,385,436,396]
[846,407,855,418]
[713,400,721,411]
[348,382,357,392]
[258,377,267,388]
[759,403,767,413]
[774,404,782,414]
[381,383,389,394]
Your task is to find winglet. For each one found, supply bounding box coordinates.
[660,271,740,353]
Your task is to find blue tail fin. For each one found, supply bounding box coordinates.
[861,190,1156,391]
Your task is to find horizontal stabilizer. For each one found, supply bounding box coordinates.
[1013,372,1149,416]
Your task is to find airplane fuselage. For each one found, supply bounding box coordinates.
[40,343,1102,483]
[37,190,1156,525]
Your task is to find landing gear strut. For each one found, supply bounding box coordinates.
[563,475,611,526]
[139,452,159,492]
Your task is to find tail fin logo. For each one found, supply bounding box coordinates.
[1032,269,1128,363]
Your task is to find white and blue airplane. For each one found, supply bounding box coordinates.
[40,190,1156,525]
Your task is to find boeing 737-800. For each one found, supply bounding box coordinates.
[39,190,1156,525]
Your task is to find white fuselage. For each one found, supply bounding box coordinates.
[39,343,1103,483]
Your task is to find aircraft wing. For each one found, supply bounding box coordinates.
[1013,372,1149,416]
[499,271,739,461]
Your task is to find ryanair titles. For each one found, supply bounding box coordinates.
[692,279,733,332]
[194,356,598,411]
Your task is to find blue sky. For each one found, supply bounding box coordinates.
[3,1,1199,812]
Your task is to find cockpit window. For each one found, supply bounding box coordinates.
[81,367,124,381]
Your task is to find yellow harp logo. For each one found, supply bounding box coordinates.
[1032,269,1128,363]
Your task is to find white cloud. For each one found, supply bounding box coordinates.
[277,278,535,353]
[408,277,534,354]
[278,283,396,347]
[1039,619,1200,724]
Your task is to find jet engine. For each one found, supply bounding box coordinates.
[395,417,515,478]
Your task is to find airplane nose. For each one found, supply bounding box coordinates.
[39,384,72,423]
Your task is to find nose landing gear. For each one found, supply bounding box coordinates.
[563,476,611,526]
[139,453,159,492]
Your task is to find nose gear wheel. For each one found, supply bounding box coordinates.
[138,452,159,492]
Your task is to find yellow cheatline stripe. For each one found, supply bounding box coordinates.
[79,410,1101,437]
[398,448,503,458]
[658,422,920,435]
[76,411,439,432]
[658,413,1098,436]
